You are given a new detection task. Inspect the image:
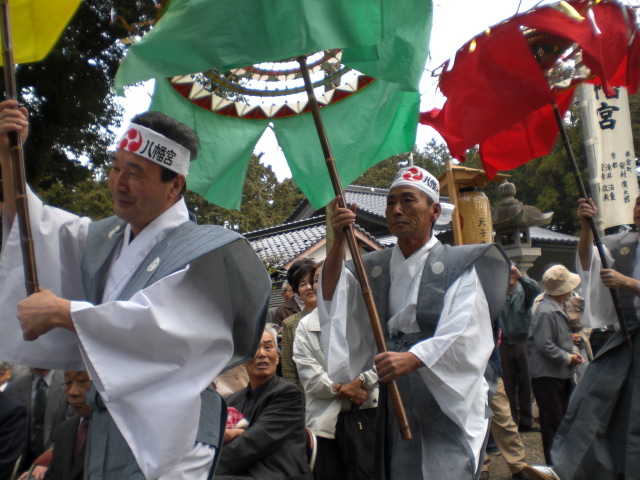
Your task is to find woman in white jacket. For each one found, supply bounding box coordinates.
[293,262,378,480]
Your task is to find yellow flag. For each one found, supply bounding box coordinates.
[0,0,82,65]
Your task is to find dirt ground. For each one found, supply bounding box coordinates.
[487,428,546,479]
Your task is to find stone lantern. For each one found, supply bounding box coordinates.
[493,181,553,275]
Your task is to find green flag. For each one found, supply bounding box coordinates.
[151,77,420,210]
[116,0,383,92]
[342,0,432,91]
[151,79,269,210]
[124,0,433,210]
[117,0,432,94]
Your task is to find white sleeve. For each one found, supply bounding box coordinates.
[577,246,617,329]
[70,250,235,479]
[317,264,377,384]
[0,187,88,370]
[409,266,493,400]
[293,315,336,399]
[410,267,493,441]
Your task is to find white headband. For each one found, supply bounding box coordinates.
[390,166,439,203]
[118,123,190,176]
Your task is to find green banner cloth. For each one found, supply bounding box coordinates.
[116,0,382,92]
[122,0,432,210]
[151,78,419,210]
[117,0,432,94]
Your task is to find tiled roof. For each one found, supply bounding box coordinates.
[375,234,398,247]
[344,186,388,218]
[247,214,386,265]
[249,218,326,266]
[530,226,578,244]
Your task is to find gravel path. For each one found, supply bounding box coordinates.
[487,429,546,479]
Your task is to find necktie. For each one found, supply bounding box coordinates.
[74,418,90,458]
[32,377,47,456]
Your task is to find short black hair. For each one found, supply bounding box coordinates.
[130,111,199,189]
[288,259,317,294]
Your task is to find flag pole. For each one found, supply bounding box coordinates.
[297,56,412,441]
[551,100,630,347]
[0,0,40,296]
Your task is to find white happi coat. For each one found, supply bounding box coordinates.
[318,236,494,472]
[0,190,237,478]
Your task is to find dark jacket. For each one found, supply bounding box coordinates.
[0,392,27,480]
[45,416,86,480]
[217,376,312,480]
[499,276,541,345]
[272,297,301,327]
[5,371,72,470]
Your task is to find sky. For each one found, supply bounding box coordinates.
[116,0,639,181]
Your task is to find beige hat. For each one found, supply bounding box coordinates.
[542,265,581,296]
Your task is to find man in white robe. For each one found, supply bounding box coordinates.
[0,100,270,479]
[532,196,640,480]
[318,166,510,479]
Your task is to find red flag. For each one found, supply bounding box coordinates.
[420,1,638,176]
[522,1,633,97]
[420,22,554,160]
[627,31,640,94]
[478,88,575,177]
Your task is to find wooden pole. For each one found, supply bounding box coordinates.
[445,159,463,245]
[0,0,39,295]
[551,100,630,347]
[297,56,412,440]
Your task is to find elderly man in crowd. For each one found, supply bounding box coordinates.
[20,370,92,480]
[0,100,269,479]
[319,166,511,479]
[499,264,540,432]
[216,327,312,480]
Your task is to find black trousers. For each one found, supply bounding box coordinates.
[531,377,573,465]
[500,341,534,427]
[314,408,376,480]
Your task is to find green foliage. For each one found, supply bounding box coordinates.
[39,173,113,221]
[17,1,157,189]
[273,178,305,219]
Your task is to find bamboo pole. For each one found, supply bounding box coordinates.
[551,100,630,347]
[297,56,412,440]
[0,0,39,295]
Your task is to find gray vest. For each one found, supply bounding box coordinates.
[81,216,263,479]
[348,241,510,479]
[592,231,640,357]
[603,231,640,326]
[347,241,510,347]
